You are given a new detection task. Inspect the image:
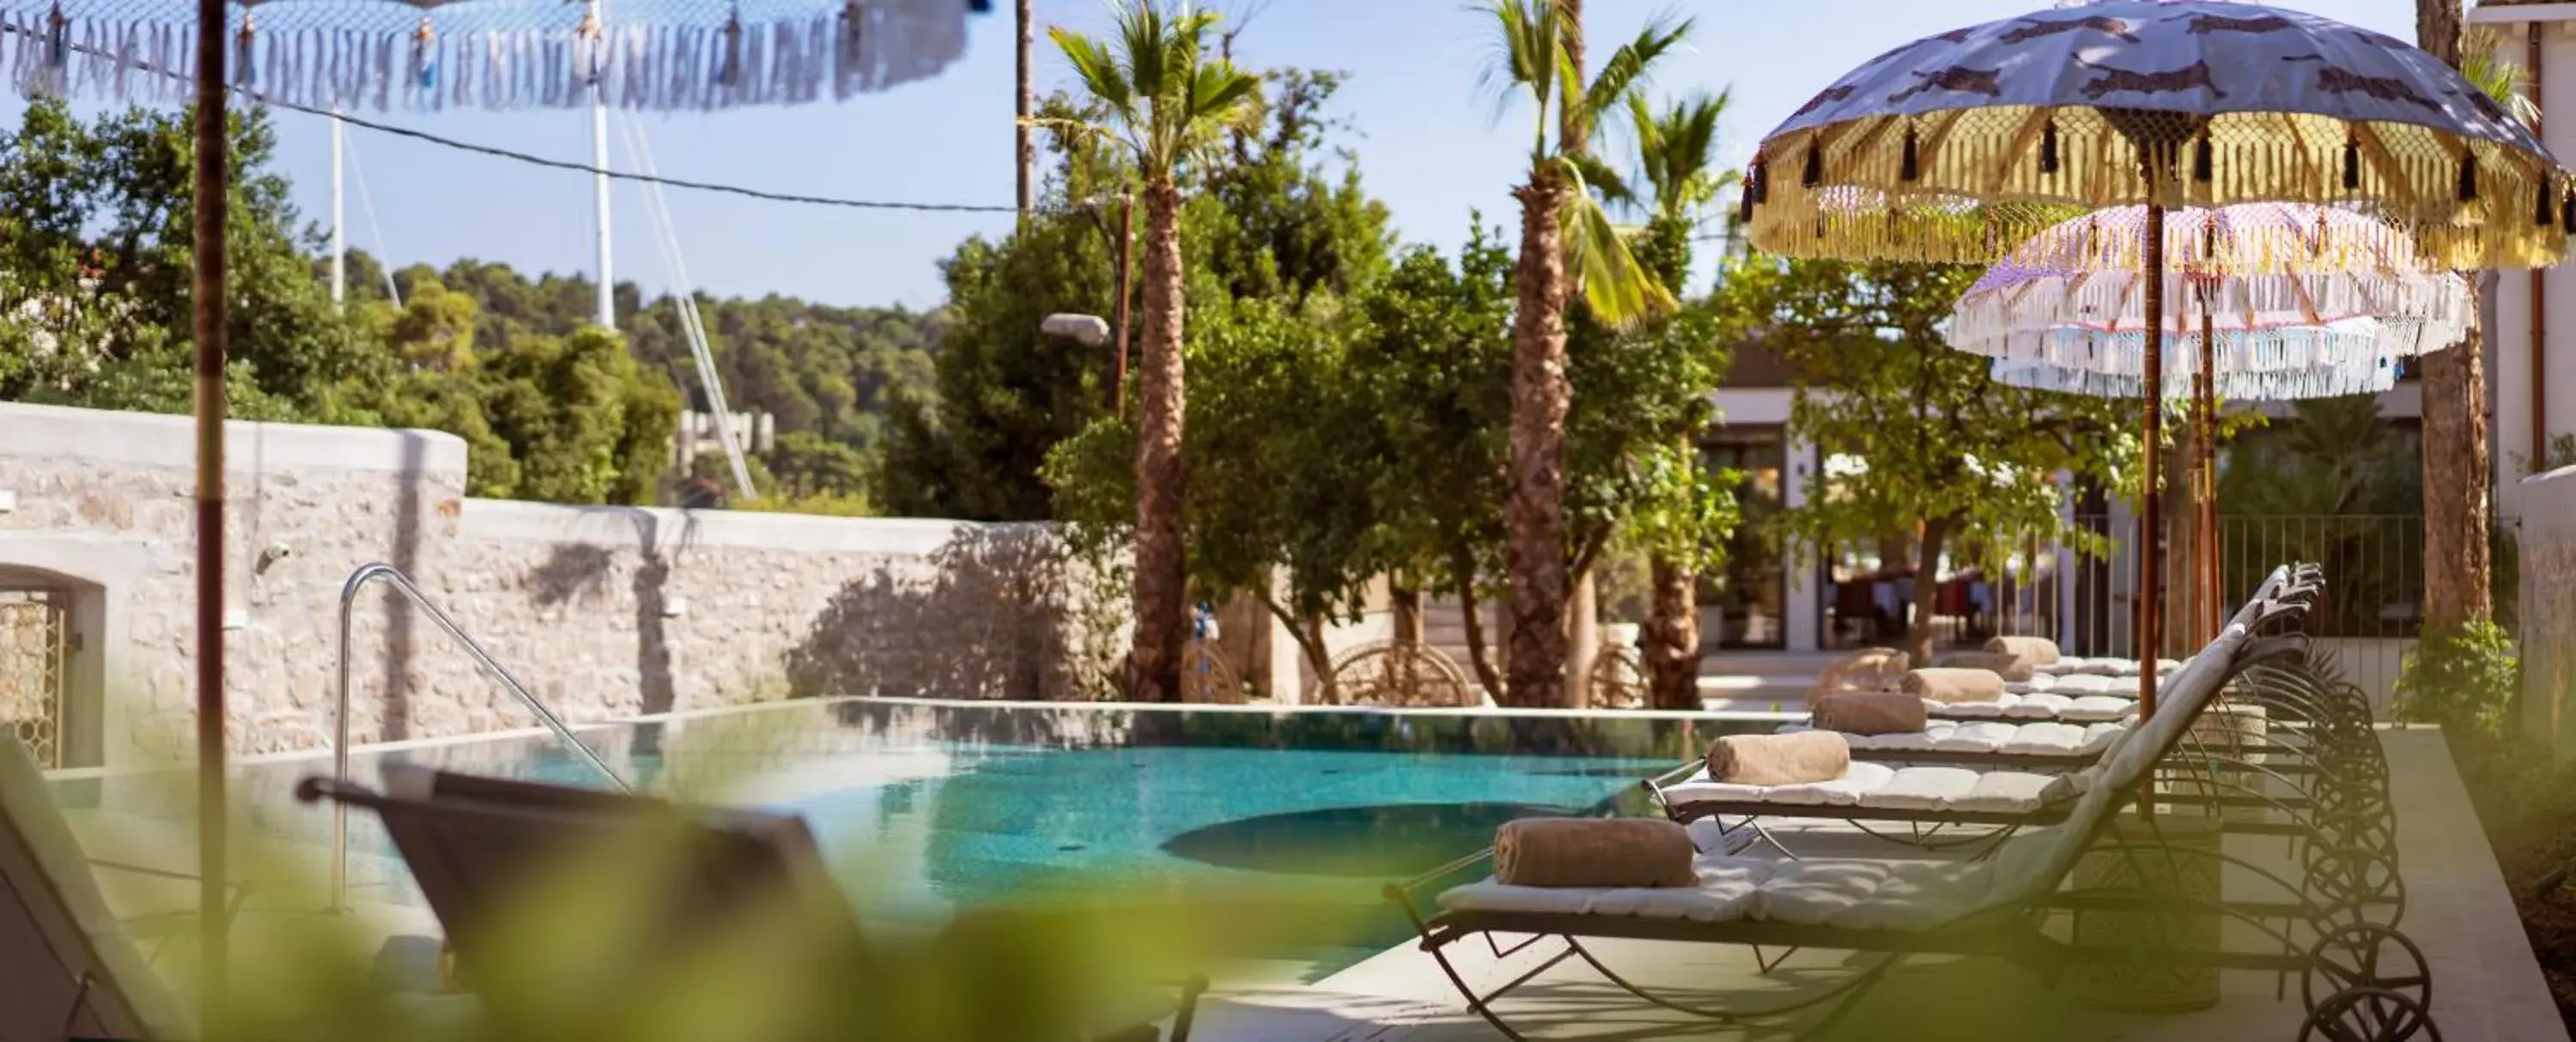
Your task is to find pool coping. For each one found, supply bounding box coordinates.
[45,696,1806,782]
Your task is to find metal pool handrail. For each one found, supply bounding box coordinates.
[330,561,632,910]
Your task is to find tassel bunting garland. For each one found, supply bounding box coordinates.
[0,0,971,111]
[1994,354,2402,402]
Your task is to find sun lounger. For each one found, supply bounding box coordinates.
[298,766,1206,1042]
[1385,597,2433,1041]
[0,736,193,1042]
[1644,589,2364,864]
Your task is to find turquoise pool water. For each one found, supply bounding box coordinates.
[60,700,1766,978]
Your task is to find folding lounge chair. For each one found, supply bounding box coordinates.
[0,736,193,1042]
[297,766,1206,1042]
[1384,615,2435,1041]
[1646,578,2312,846]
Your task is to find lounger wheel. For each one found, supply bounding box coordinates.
[2297,985,2440,1042]
[2300,924,2430,1024]
[2302,845,2406,925]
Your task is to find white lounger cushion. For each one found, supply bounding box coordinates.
[1439,852,1996,932]
[1928,692,2134,724]
[1660,760,1899,808]
[1775,718,2116,758]
[2035,657,2184,678]
[1660,764,2094,815]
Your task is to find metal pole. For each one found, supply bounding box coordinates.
[591,3,615,332]
[1112,192,1133,415]
[2138,200,2165,727]
[2197,288,2219,645]
[330,111,344,307]
[191,0,231,1022]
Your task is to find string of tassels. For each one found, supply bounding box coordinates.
[1959,319,2452,379]
[0,0,967,111]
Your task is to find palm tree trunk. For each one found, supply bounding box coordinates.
[1504,170,1574,707]
[1128,182,1189,702]
[2415,0,2494,633]
[1015,0,1034,217]
[1643,554,1700,710]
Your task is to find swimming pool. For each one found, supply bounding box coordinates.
[54,698,1776,978]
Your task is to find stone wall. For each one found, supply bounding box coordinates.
[2521,465,2576,759]
[0,403,1120,766]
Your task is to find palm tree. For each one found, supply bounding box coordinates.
[1048,2,1260,702]
[1625,88,1735,711]
[2413,4,2518,639]
[1477,0,1687,706]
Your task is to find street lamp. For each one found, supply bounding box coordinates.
[1041,312,1110,347]
[1042,312,1125,414]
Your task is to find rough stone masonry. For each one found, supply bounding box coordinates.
[0,403,1121,767]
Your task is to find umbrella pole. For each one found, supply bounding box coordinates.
[191,0,230,1026]
[2137,202,2164,730]
[2196,287,2218,646]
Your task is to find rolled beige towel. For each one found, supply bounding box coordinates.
[1901,667,2008,704]
[1934,651,2035,682]
[1492,817,1697,888]
[1984,634,2061,665]
[1705,730,1851,786]
[1811,691,1929,736]
[1815,647,1907,694]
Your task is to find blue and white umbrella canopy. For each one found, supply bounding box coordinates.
[1744,0,2570,272]
[0,0,987,112]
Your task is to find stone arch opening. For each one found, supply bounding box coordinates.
[0,565,106,769]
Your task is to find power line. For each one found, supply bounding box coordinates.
[285,98,1024,214]
[1,21,1026,216]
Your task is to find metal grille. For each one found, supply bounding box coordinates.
[0,587,68,768]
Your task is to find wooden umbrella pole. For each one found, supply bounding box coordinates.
[2197,286,2219,645]
[2137,201,2164,726]
[191,0,230,1026]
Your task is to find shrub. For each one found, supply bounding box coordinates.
[2391,619,2520,742]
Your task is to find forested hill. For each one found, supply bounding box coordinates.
[337,251,948,466]
[0,97,938,512]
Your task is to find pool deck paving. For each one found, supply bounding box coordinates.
[1188,729,2565,1041]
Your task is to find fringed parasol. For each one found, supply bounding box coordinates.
[1951,203,2473,376]
[1747,0,2568,729]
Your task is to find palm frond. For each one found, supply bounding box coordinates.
[1574,12,1692,148]
[1051,1,1255,180]
[1051,27,1137,124]
[1554,157,1678,328]
[2464,27,2542,129]
[1187,61,1261,123]
[1471,0,1558,140]
[1567,151,1637,207]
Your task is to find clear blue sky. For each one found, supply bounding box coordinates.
[7,0,2425,310]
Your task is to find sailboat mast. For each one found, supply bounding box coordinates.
[590,0,615,330]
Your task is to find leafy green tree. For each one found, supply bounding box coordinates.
[1720,257,2133,663]
[1475,0,1687,706]
[1047,290,1382,689]
[475,326,679,506]
[0,100,376,421]
[1353,229,1518,694]
[1046,0,1261,703]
